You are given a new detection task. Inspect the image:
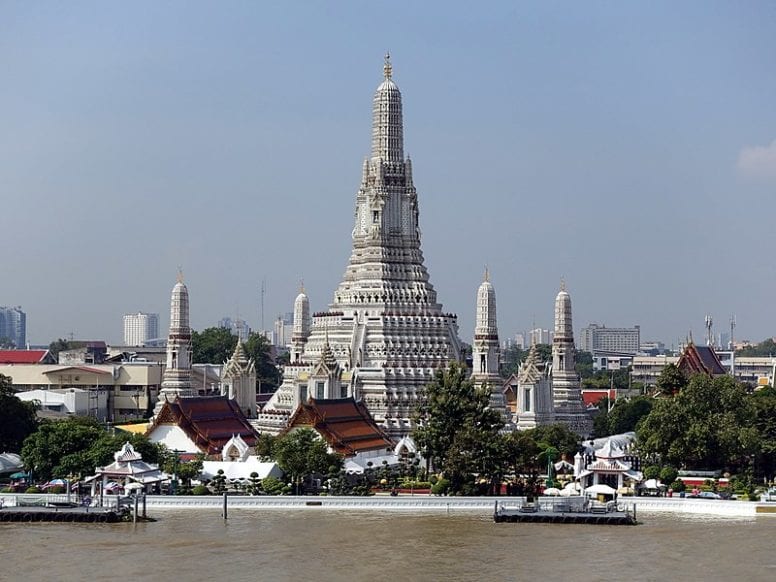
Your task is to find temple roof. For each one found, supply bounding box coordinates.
[283,397,394,457]
[678,342,726,377]
[149,396,258,455]
[0,349,53,364]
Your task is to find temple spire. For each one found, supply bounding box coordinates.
[383,52,392,79]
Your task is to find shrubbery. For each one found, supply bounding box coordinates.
[430,477,450,496]
[25,486,42,493]
[192,485,210,495]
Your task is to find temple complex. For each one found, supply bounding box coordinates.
[220,338,257,418]
[514,344,555,429]
[256,55,462,437]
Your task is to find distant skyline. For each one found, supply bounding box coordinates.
[3,2,776,347]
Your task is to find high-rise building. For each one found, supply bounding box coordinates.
[0,306,26,348]
[529,328,553,346]
[550,283,592,436]
[578,323,640,355]
[218,317,251,341]
[123,312,160,346]
[257,55,462,437]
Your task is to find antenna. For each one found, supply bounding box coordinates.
[705,315,713,347]
[260,279,266,332]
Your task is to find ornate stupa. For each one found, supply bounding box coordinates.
[550,281,592,436]
[221,338,257,418]
[257,55,462,437]
[153,272,195,416]
[471,268,506,413]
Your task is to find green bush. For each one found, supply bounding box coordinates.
[643,466,661,480]
[48,486,65,494]
[262,476,286,495]
[431,478,450,496]
[25,486,42,493]
[191,485,210,495]
[670,480,686,492]
[1,487,13,493]
[660,467,679,486]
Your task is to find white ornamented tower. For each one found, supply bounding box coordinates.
[221,338,257,418]
[154,273,195,416]
[291,284,311,363]
[257,55,462,437]
[550,282,592,436]
[516,343,555,429]
[471,268,506,413]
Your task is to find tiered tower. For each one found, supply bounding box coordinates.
[154,273,195,416]
[471,268,506,413]
[257,55,462,437]
[290,284,311,363]
[515,343,555,429]
[221,338,257,418]
[550,282,592,436]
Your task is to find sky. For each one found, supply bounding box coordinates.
[3,1,776,348]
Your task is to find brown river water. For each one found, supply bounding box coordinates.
[2,510,776,581]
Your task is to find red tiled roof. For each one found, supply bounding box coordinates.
[678,343,727,377]
[582,389,616,407]
[283,398,394,457]
[150,396,258,455]
[0,350,50,364]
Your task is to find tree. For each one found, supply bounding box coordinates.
[271,428,343,494]
[575,351,595,380]
[655,363,687,396]
[737,338,776,357]
[527,423,580,459]
[413,362,504,493]
[48,338,79,360]
[21,417,105,480]
[637,374,759,471]
[244,332,281,392]
[593,396,654,437]
[192,327,238,364]
[0,374,38,453]
[86,432,163,469]
[659,466,678,486]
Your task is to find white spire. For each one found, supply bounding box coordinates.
[371,52,404,162]
[475,267,497,335]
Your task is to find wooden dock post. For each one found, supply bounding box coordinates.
[133,495,139,523]
[222,492,228,520]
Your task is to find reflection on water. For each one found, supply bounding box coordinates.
[3,510,776,581]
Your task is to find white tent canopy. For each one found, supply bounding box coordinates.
[585,484,617,496]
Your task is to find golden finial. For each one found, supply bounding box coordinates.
[383,52,392,79]
[177,266,184,283]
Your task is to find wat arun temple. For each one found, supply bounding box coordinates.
[255,56,591,438]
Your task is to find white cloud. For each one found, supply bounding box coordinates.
[737,140,776,179]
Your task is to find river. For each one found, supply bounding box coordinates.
[3,510,776,581]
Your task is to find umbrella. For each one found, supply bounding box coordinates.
[124,483,144,491]
[104,481,123,492]
[543,487,562,496]
[9,472,29,479]
[44,478,67,488]
[585,484,617,496]
[561,483,582,496]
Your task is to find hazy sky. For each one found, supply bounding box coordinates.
[3,1,776,347]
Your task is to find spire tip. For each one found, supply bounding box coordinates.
[383,52,392,79]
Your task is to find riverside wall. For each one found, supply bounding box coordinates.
[2,493,771,518]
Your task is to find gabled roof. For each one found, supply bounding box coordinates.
[42,365,112,375]
[0,350,53,364]
[149,396,258,455]
[678,342,727,377]
[283,397,394,457]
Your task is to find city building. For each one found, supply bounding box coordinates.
[0,349,54,364]
[256,56,462,438]
[0,361,163,420]
[579,323,640,355]
[218,317,251,342]
[273,313,293,348]
[529,328,552,346]
[0,306,26,349]
[16,387,109,420]
[123,312,160,346]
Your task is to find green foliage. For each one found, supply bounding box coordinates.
[593,396,653,438]
[501,344,553,378]
[48,338,79,359]
[642,465,661,480]
[21,416,105,480]
[244,332,281,392]
[655,363,687,396]
[271,428,343,492]
[192,327,238,364]
[660,466,679,486]
[25,486,42,493]
[430,477,450,495]
[527,424,580,458]
[575,351,595,379]
[262,476,286,495]
[413,362,505,493]
[210,469,227,494]
[670,480,686,492]
[255,433,277,460]
[191,485,210,495]
[637,374,759,471]
[736,338,776,357]
[0,373,38,453]
[160,452,204,492]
